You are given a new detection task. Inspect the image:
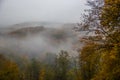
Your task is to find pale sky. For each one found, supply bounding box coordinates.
[0,0,87,26]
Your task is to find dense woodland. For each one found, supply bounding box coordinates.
[0,0,120,80]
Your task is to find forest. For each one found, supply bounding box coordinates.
[0,0,120,80]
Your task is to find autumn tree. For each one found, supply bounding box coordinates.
[79,42,101,80]
[78,0,120,80]
[93,0,120,79]
[100,0,120,44]
[0,54,20,80]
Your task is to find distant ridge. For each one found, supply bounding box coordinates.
[7,26,45,37]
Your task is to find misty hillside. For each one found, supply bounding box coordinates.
[0,22,82,58]
[0,0,120,80]
[7,26,45,37]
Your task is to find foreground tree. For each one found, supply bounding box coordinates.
[0,54,20,80]
[93,0,120,79]
[101,0,120,44]
[78,0,120,80]
[79,42,101,80]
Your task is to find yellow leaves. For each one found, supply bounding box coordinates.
[80,36,120,80]
[79,42,102,80]
[39,68,45,80]
[79,0,120,79]
[95,44,120,79]
[110,54,116,60]
[101,0,120,27]
[0,54,20,80]
[105,0,120,5]
[109,50,117,60]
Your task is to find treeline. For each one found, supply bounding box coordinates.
[0,0,120,80]
[0,51,78,80]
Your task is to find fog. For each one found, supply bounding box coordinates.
[0,0,87,27]
[0,0,87,59]
[0,25,82,59]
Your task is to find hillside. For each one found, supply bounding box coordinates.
[7,26,45,37]
[0,22,81,58]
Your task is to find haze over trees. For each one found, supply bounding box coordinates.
[0,0,120,80]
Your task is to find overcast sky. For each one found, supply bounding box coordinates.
[0,0,87,27]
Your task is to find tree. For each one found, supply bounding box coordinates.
[101,0,120,44]
[78,0,120,80]
[44,66,55,80]
[93,0,120,79]
[39,68,45,80]
[79,42,101,80]
[78,0,104,37]
[54,50,70,80]
[26,58,41,80]
[0,54,20,80]
[93,45,120,80]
